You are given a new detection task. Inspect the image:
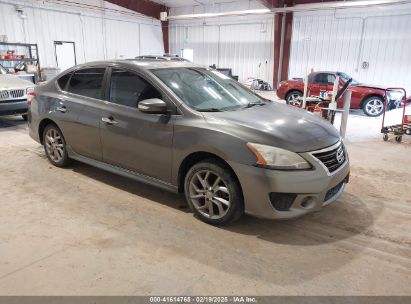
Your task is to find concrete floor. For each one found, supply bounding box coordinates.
[0,107,410,295]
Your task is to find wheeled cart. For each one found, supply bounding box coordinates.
[381,88,410,143]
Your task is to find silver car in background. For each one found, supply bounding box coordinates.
[0,64,34,120]
[28,60,349,225]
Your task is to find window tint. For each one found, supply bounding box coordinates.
[68,68,105,99]
[314,73,335,84]
[109,68,162,108]
[57,73,71,91]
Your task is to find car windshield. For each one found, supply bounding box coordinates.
[338,72,359,85]
[0,64,8,75]
[151,68,266,111]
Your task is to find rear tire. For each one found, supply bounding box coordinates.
[184,160,244,225]
[285,90,303,107]
[43,124,70,167]
[362,96,384,117]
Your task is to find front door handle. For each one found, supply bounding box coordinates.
[56,106,67,113]
[102,116,119,125]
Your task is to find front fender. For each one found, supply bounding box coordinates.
[171,117,255,186]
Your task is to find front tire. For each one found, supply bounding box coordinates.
[43,124,70,167]
[362,96,384,117]
[184,160,244,225]
[285,90,303,107]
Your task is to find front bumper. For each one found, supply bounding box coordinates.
[229,147,350,219]
[0,100,28,116]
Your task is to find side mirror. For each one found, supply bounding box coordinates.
[138,98,168,114]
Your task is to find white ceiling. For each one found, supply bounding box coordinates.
[151,0,244,8]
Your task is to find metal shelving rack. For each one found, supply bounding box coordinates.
[0,42,40,81]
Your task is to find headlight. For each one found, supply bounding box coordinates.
[247,143,311,170]
[26,87,35,95]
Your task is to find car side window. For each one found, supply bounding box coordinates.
[68,68,105,99]
[57,73,72,91]
[327,74,336,84]
[109,68,162,108]
[314,73,335,84]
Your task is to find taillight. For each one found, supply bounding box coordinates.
[27,89,36,106]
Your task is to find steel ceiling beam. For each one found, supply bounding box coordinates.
[106,0,166,20]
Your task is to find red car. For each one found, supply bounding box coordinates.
[277,71,398,117]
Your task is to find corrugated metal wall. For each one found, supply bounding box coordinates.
[289,4,411,92]
[169,1,275,85]
[0,0,164,69]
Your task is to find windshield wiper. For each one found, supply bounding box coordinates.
[197,108,223,112]
[243,101,266,108]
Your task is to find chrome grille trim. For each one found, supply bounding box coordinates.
[310,141,346,174]
[0,89,25,101]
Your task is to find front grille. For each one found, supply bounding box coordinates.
[312,142,346,173]
[0,89,25,101]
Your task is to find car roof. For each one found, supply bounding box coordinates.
[310,71,337,75]
[67,59,202,71]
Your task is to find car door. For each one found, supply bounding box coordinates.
[99,67,174,183]
[56,66,106,160]
[309,73,335,98]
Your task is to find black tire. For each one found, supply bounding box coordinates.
[22,114,28,121]
[285,90,303,106]
[184,160,244,225]
[395,136,402,143]
[43,124,70,167]
[362,96,384,117]
[383,134,389,141]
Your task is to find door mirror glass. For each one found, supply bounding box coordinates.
[138,98,168,114]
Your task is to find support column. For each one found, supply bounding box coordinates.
[162,21,169,54]
[280,11,293,82]
[273,13,283,87]
[273,9,293,88]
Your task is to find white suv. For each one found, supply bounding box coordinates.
[0,64,34,121]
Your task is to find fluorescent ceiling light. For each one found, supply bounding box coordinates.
[167,9,271,21]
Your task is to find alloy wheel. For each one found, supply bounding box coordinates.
[287,93,302,107]
[188,170,231,219]
[365,98,384,116]
[45,128,65,163]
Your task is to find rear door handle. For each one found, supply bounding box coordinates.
[102,116,119,125]
[56,106,67,113]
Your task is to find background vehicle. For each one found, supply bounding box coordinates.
[28,60,349,225]
[0,63,33,120]
[277,71,403,117]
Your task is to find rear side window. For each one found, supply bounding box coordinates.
[314,73,335,84]
[109,68,162,108]
[57,73,71,91]
[68,68,105,99]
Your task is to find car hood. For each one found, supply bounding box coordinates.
[202,102,341,153]
[353,83,387,90]
[0,74,34,89]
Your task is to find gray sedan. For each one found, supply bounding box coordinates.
[28,60,349,225]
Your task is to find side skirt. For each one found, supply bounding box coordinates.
[68,149,178,193]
